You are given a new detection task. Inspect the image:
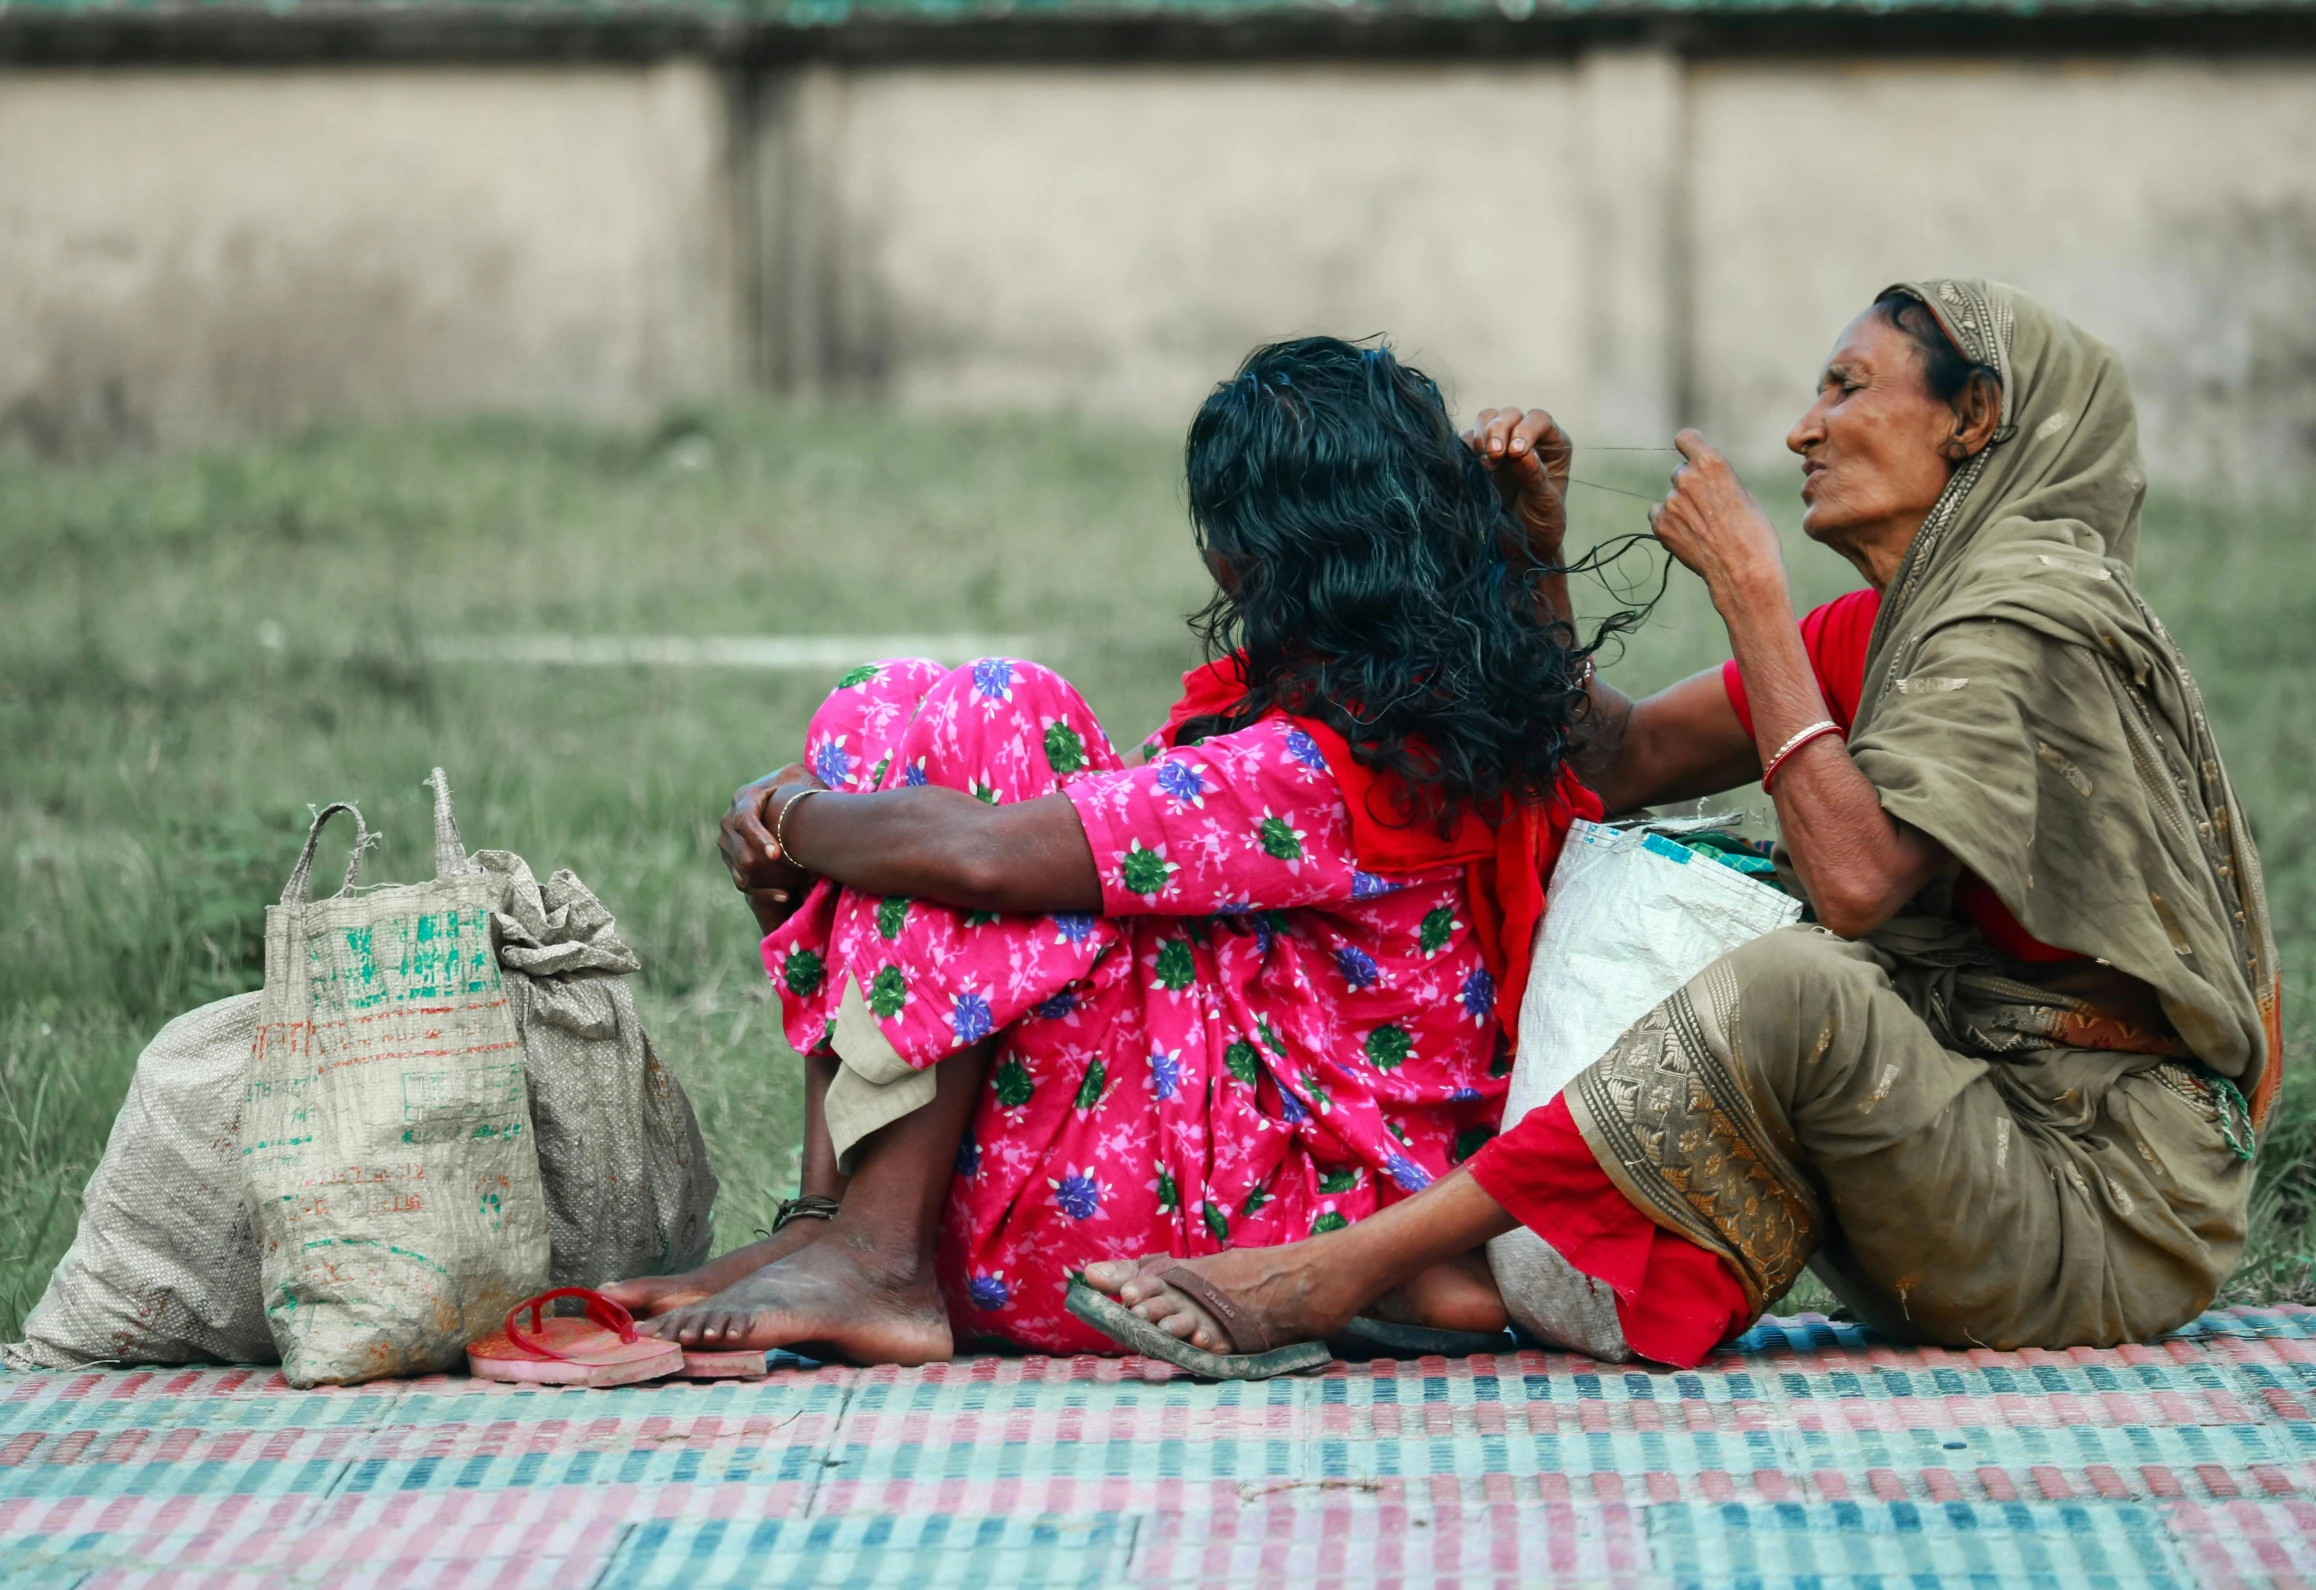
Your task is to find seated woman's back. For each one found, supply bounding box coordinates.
[620,335,1620,1364]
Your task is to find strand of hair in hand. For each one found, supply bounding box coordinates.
[1544,529,1678,664]
[1561,531,1675,609]
[1528,442,1685,648]
[1560,443,1683,502]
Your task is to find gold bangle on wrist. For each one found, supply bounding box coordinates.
[772,786,823,869]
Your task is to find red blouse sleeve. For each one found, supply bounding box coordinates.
[1719,587,2075,961]
[1720,586,1882,739]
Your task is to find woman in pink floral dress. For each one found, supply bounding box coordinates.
[610,337,1610,1364]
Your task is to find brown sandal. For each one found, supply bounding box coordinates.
[1152,1264,1306,1355]
[1064,1258,1329,1382]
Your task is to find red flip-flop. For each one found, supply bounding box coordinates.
[468,1288,685,1387]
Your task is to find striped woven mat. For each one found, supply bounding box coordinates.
[6,1308,2316,1588]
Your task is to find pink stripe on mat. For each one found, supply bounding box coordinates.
[4,1309,2316,1587]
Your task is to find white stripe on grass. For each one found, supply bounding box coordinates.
[420,635,1042,670]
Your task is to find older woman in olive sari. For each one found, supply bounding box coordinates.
[1080,279,2281,1365]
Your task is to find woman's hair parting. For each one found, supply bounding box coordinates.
[1181,335,1634,826]
[1871,289,2003,408]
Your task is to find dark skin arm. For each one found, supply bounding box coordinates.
[720,763,1102,935]
[1572,669,1766,812]
[1464,407,1943,938]
[731,418,1930,941]
[1647,432,1946,939]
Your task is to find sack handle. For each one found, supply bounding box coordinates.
[281,803,369,905]
[426,766,473,878]
[281,771,469,904]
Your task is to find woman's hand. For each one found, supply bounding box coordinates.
[1464,406,1573,562]
[720,765,823,932]
[1649,431,1788,609]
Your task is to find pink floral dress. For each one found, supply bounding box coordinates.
[764,658,1509,1353]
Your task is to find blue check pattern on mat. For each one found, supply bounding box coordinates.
[7,1308,2316,1587]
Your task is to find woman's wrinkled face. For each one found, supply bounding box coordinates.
[1785,311,1962,547]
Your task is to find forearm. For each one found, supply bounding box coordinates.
[1716,572,1830,759]
[1714,574,1943,936]
[1633,430,1946,935]
[780,787,1104,915]
[1564,678,1637,805]
[1530,530,1627,798]
[1564,668,1763,816]
[1777,781,1943,938]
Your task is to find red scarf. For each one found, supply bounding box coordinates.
[1161,656,1601,1043]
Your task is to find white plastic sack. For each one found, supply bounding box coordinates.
[1504,820,1803,1125]
[1487,818,1801,1356]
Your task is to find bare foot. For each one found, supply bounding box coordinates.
[1082,1244,1361,1355]
[1369,1251,1508,1334]
[640,1239,953,1366]
[598,1218,830,1319]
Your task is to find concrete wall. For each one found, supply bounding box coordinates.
[818,67,1589,421]
[756,58,1694,450]
[4,53,2313,487]
[1686,59,2316,485]
[0,66,739,456]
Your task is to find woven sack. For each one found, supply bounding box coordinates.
[243,772,550,1386]
[477,849,716,1285]
[4,779,716,1374]
[0,994,272,1372]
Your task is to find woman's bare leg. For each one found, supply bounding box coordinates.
[639,1041,992,1365]
[1082,1168,1516,1352]
[602,1051,851,1317]
[1369,1249,1510,1334]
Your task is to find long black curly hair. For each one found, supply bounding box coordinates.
[1180,335,1623,829]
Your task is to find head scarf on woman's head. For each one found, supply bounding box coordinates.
[1843,280,2282,1119]
[1863,278,2149,702]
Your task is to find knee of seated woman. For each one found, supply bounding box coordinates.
[937,656,1073,698]
[1716,923,1891,1001]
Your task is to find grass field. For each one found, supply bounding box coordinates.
[2,404,2309,1342]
